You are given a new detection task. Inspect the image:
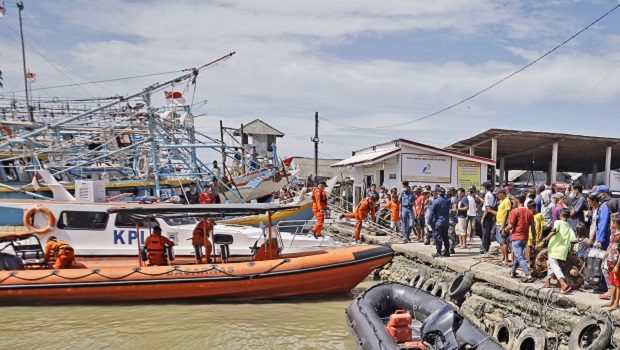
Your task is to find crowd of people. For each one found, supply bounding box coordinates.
[339,180,620,302]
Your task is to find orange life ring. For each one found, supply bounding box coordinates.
[0,126,12,139]
[23,206,56,234]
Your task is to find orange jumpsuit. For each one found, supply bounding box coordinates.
[145,234,175,265]
[385,201,401,221]
[44,239,75,269]
[192,222,213,263]
[344,198,376,240]
[312,187,328,235]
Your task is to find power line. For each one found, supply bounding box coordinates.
[325,2,620,131]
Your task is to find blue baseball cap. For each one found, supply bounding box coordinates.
[592,185,610,195]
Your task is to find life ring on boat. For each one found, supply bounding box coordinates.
[514,327,547,350]
[430,281,450,299]
[568,315,612,350]
[448,271,474,301]
[23,206,56,234]
[409,270,429,288]
[420,278,437,293]
[492,317,526,350]
[0,126,12,139]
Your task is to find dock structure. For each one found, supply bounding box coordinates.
[330,220,620,348]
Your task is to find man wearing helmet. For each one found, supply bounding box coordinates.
[43,236,76,269]
[339,193,377,243]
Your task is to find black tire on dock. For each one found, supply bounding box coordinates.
[421,278,436,293]
[448,271,474,300]
[493,317,526,350]
[568,315,612,350]
[409,270,429,289]
[431,281,449,299]
[514,327,546,350]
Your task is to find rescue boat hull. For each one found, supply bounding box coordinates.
[0,245,392,304]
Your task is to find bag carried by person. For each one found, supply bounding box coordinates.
[585,248,606,287]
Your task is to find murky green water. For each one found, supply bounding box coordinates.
[0,281,378,350]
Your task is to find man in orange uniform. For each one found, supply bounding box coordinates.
[144,226,175,266]
[311,180,328,238]
[192,223,213,264]
[339,193,378,243]
[43,236,75,269]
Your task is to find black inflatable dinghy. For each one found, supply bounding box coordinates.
[345,282,504,350]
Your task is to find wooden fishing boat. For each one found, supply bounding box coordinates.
[0,205,393,304]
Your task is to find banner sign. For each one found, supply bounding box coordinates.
[457,160,481,189]
[610,170,620,192]
[401,154,451,183]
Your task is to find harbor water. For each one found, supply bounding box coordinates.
[0,282,378,350]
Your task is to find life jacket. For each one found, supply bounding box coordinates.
[312,188,327,210]
[192,222,213,246]
[356,198,374,220]
[52,240,74,257]
[146,235,169,255]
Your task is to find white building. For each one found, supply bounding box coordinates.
[332,139,495,204]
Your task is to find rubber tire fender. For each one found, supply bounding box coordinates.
[430,281,449,299]
[568,315,612,350]
[409,269,429,289]
[448,271,474,300]
[493,317,526,350]
[514,327,547,350]
[420,278,436,293]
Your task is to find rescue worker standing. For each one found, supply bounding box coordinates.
[340,193,378,243]
[399,182,415,244]
[427,188,452,258]
[192,225,213,264]
[144,226,175,266]
[311,180,328,238]
[43,236,75,269]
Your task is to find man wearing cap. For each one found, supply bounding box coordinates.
[311,180,328,238]
[43,236,76,269]
[447,187,458,254]
[399,182,416,244]
[413,187,425,242]
[340,193,378,243]
[144,226,175,266]
[593,185,612,250]
[427,187,451,258]
[199,185,217,204]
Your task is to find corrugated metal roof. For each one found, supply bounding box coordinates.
[292,157,354,179]
[237,119,285,137]
[331,148,400,167]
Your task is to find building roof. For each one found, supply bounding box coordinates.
[292,157,354,179]
[445,129,620,173]
[332,138,495,168]
[235,119,285,137]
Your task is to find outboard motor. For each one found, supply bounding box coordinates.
[420,304,463,350]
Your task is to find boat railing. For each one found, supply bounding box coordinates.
[275,219,333,247]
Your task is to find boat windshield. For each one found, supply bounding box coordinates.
[163,217,197,226]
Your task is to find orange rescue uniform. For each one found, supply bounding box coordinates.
[344,198,376,241]
[192,222,213,263]
[145,234,175,265]
[312,187,328,235]
[385,201,401,221]
[44,239,75,269]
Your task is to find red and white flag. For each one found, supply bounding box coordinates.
[164,91,186,106]
[0,6,6,17]
[31,172,41,190]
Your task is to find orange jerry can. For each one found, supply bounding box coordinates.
[386,310,412,343]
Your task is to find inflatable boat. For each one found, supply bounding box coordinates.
[345,282,503,350]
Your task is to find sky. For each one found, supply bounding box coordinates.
[1,0,620,162]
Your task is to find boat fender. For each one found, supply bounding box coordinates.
[568,315,612,350]
[23,206,56,234]
[141,247,148,262]
[421,278,436,293]
[514,327,547,350]
[409,270,429,288]
[492,317,526,350]
[447,271,474,301]
[430,281,449,299]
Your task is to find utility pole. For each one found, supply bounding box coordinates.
[240,123,245,174]
[17,2,33,123]
[312,112,319,182]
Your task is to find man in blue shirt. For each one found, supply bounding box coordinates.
[565,184,587,230]
[593,186,611,250]
[427,187,452,258]
[399,181,416,244]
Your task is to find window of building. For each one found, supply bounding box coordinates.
[58,211,108,230]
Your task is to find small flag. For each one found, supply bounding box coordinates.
[0,6,6,17]
[164,91,185,106]
[31,172,41,190]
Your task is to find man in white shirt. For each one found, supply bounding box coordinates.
[467,190,477,240]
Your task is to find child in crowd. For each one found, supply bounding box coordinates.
[385,195,401,233]
[527,202,546,268]
[537,208,575,294]
[603,213,620,309]
[574,223,589,262]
